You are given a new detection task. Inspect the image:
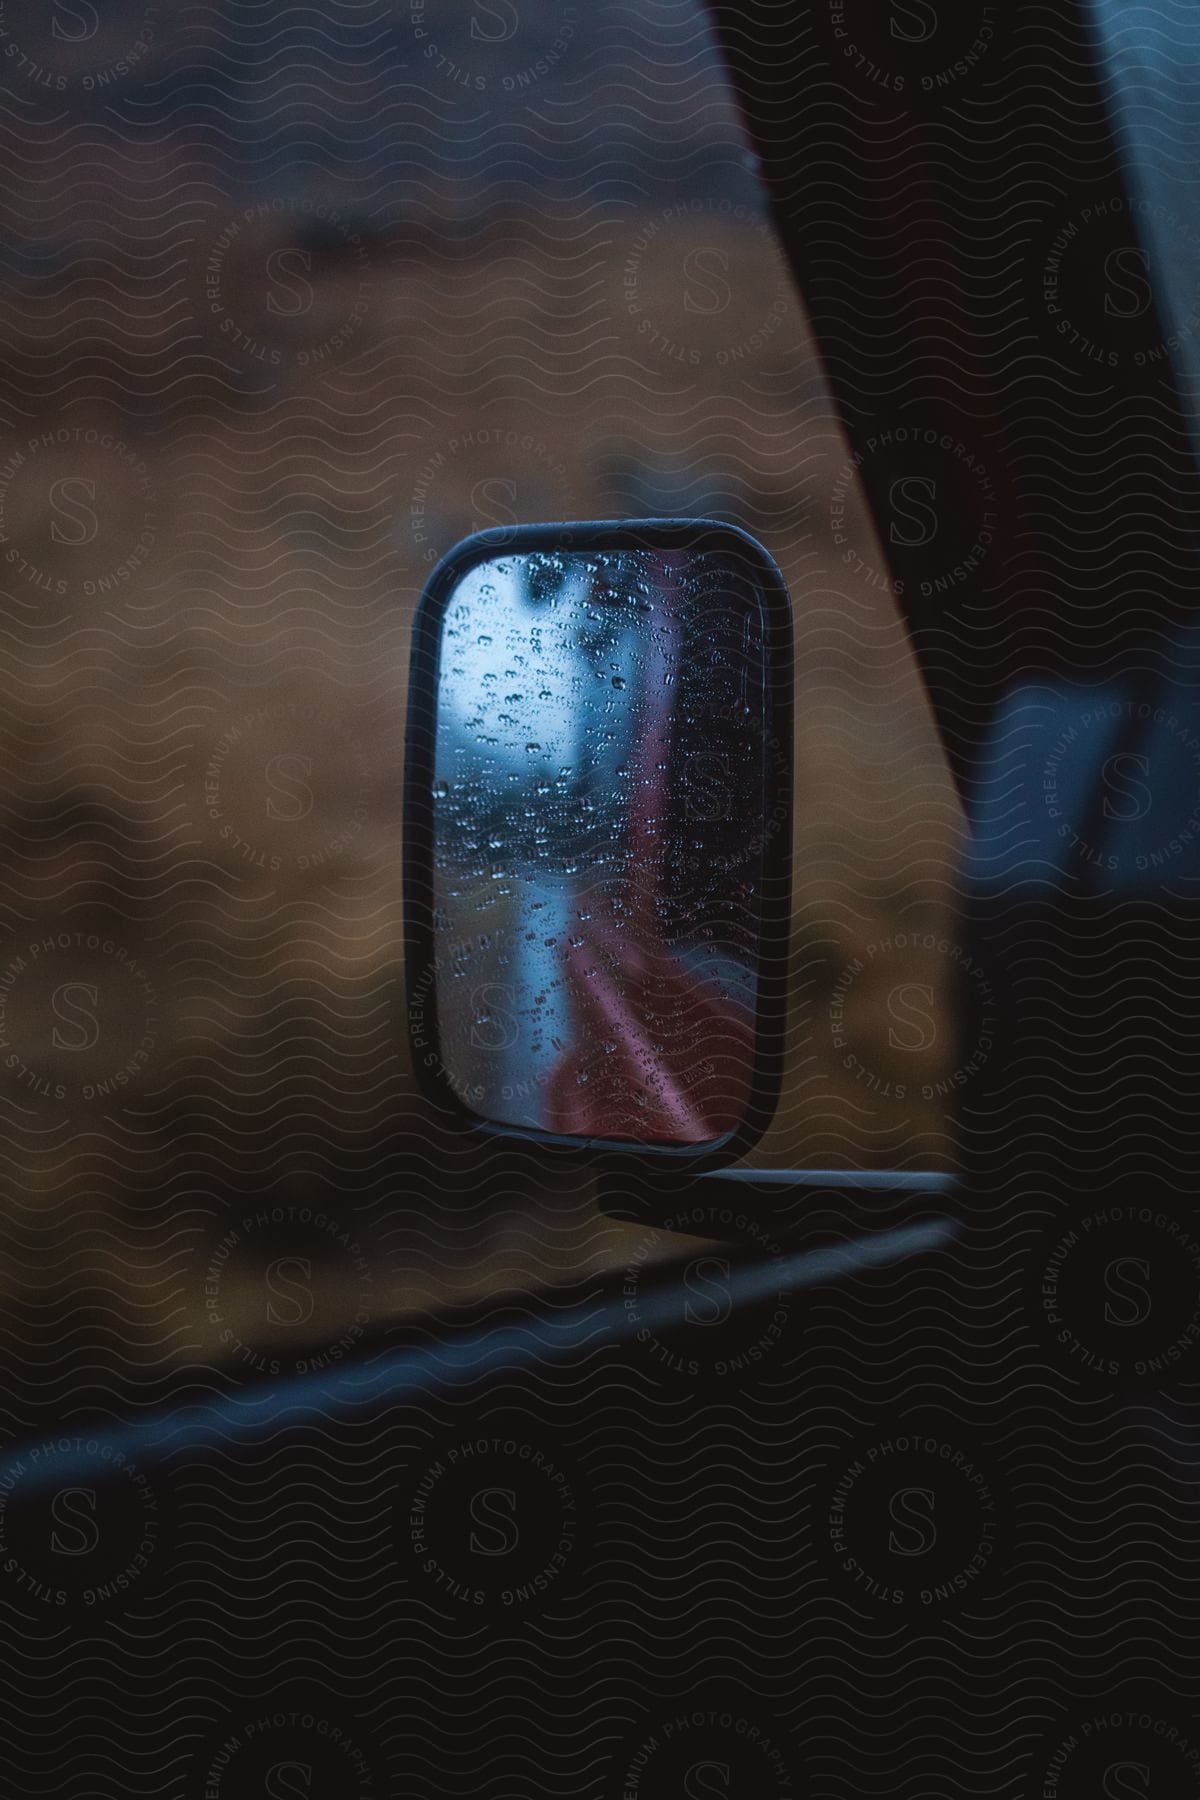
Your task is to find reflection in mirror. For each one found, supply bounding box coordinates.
[422,543,782,1148]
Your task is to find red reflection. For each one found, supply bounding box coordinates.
[545,553,754,1145]
[546,924,755,1144]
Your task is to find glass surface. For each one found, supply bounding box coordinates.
[427,547,773,1146]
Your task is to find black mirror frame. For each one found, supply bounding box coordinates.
[403,517,795,1170]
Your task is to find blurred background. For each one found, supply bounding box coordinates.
[0,0,961,1398]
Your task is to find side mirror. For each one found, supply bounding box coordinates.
[405,520,793,1162]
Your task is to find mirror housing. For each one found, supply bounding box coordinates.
[404,519,793,1166]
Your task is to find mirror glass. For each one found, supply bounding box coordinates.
[417,541,784,1148]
